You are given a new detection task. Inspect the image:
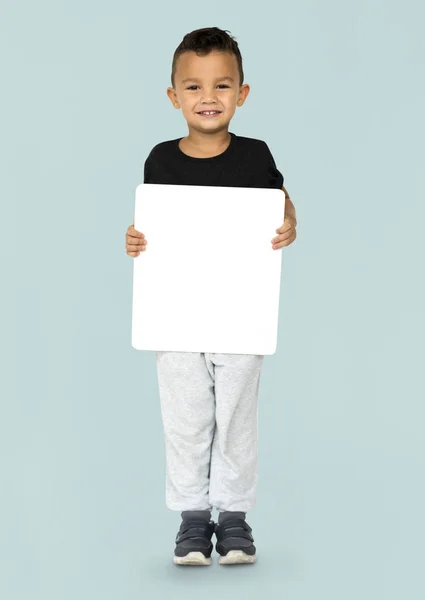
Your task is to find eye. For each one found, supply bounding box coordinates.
[186,84,230,90]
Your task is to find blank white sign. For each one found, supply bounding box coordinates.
[132,183,285,355]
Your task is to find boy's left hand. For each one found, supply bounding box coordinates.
[271,216,297,249]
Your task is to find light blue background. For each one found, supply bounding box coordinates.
[2,1,424,598]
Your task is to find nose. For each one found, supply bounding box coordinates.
[201,89,218,103]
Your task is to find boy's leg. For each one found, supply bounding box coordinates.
[208,353,264,512]
[155,351,216,511]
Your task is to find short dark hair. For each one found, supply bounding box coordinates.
[171,27,244,88]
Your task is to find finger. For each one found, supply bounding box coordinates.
[274,233,296,248]
[127,239,147,250]
[128,251,140,257]
[276,222,292,234]
[127,238,145,249]
[128,230,144,239]
[280,230,293,241]
[127,224,144,238]
[272,231,291,244]
[127,232,145,243]
[127,242,147,252]
[273,237,289,248]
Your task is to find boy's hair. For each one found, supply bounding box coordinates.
[171,27,244,88]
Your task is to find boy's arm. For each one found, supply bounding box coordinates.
[282,185,297,226]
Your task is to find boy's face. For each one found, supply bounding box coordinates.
[167,50,250,134]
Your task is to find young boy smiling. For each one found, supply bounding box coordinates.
[126,27,297,565]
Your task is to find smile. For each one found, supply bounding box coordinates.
[197,111,222,117]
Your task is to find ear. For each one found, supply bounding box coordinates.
[237,84,250,107]
[167,87,180,109]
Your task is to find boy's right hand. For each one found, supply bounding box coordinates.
[126,223,147,257]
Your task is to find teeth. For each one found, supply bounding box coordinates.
[200,111,219,114]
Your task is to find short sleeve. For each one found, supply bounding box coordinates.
[264,142,284,189]
[143,153,154,183]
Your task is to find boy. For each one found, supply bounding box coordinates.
[125,27,297,566]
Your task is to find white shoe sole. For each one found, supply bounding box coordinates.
[173,552,212,566]
[218,550,257,565]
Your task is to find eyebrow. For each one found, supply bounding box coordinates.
[181,76,235,84]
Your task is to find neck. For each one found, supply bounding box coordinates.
[185,128,231,151]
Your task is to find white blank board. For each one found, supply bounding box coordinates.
[132,183,285,355]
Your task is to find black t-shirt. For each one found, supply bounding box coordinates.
[143,131,284,189]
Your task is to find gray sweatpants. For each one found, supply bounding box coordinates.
[155,351,264,513]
